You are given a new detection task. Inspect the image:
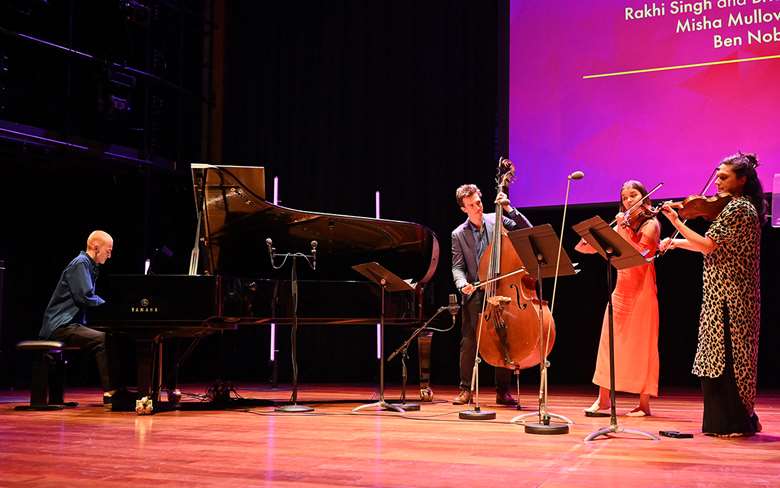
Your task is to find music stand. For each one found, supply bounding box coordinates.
[505,224,576,434]
[573,216,658,441]
[351,262,414,413]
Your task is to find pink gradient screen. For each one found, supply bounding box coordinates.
[509,0,780,207]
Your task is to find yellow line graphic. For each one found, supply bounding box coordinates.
[582,53,780,79]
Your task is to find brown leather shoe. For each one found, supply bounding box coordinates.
[452,389,472,405]
[496,391,519,406]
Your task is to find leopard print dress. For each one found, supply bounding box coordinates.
[692,197,761,414]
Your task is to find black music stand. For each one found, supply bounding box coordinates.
[506,224,576,434]
[351,262,414,413]
[573,216,658,441]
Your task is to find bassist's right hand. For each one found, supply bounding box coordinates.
[461,283,476,295]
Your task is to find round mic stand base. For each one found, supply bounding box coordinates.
[389,347,420,411]
[524,422,569,435]
[459,408,496,420]
[275,404,314,413]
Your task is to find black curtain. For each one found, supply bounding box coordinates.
[222,0,506,222]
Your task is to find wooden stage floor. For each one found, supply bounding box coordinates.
[1,384,779,487]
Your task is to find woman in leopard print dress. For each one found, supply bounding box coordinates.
[660,153,765,437]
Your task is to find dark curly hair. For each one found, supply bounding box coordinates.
[720,152,767,224]
[455,184,482,207]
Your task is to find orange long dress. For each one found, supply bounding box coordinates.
[592,219,660,397]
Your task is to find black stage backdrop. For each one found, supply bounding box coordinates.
[1,1,777,394]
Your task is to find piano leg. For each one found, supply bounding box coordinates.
[417,331,434,402]
[166,340,182,404]
[135,339,162,403]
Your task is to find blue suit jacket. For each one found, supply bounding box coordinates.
[451,209,532,300]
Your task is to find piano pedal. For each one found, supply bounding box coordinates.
[135,396,154,415]
[167,389,182,404]
[419,387,433,402]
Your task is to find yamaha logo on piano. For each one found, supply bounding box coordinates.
[131,298,159,313]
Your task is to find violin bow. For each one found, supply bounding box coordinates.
[608,182,664,227]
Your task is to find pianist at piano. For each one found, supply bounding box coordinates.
[38,230,119,404]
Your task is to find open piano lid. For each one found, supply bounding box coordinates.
[190,163,439,284]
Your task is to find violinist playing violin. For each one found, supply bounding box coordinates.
[659,153,766,437]
[575,180,660,417]
[451,184,531,406]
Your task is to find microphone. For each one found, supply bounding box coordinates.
[568,171,585,180]
[448,293,460,316]
[265,238,274,262]
[310,240,318,270]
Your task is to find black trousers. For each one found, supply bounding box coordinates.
[459,290,512,392]
[51,324,112,391]
[700,305,759,435]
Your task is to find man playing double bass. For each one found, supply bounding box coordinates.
[451,183,532,405]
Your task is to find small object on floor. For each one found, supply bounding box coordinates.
[659,430,693,439]
[135,396,154,415]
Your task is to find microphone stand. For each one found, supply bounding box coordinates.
[511,172,582,433]
[268,240,317,413]
[458,270,524,421]
[388,305,455,411]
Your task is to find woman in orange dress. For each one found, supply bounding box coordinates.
[575,180,660,417]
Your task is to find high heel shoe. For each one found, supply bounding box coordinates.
[583,399,610,417]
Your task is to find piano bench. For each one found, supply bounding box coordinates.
[15,340,80,411]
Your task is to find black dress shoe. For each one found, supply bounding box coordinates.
[452,389,472,405]
[496,391,519,406]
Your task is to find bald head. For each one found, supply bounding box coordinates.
[86,230,113,264]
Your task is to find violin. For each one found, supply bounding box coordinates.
[621,204,659,233]
[654,167,723,259]
[671,193,732,221]
[611,182,663,232]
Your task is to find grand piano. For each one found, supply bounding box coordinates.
[90,164,440,411]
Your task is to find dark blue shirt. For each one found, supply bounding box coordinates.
[467,220,489,264]
[39,251,105,339]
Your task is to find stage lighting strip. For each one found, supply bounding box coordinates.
[583,53,780,79]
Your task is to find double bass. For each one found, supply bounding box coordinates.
[476,159,555,371]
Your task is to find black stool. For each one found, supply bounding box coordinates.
[15,340,79,410]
